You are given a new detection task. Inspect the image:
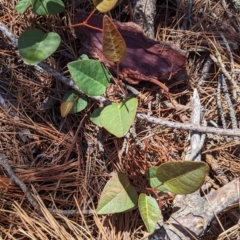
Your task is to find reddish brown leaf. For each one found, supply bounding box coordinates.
[74,10,187,88]
[102,15,126,62]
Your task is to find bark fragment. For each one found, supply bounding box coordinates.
[74,11,187,87]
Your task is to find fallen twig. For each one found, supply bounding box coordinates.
[219,73,238,131]
[189,132,206,161]
[210,54,239,98]
[133,0,156,39]
[217,75,227,130]
[180,0,194,30]
[198,56,213,86]
[205,154,229,185]
[130,123,144,149]
[136,113,240,137]
[220,32,234,72]
[189,88,202,161]
[0,154,41,213]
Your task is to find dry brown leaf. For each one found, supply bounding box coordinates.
[102,15,126,62]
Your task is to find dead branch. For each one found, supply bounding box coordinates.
[220,32,234,72]
[198,56,213,86]
[0,154,41,213]
[205,154,229,185]
[132,0,156,39]
[210,54,239,98]
[180,0,194,30]
[217,76,227,130]
[219,74,238,132]
[136,113,240,137]
[189,88,202,161]
[149,178,240,240]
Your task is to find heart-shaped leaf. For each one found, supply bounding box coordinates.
[67,59,110,96]
[90,107,104,127]
[93,0,118,13]
[146,167,168,192]
[31,0,65,15]
[61,90,87,117]
[100,98,138,137]
[156,161,209,194]
[102,15,126,62]
[15,0,31,14]
[138,193,162,233]
[97,172,138,214]
[18,29,61,65]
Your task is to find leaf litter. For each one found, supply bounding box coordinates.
[0,0,239,239]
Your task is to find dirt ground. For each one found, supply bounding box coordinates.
[0,0,240,239]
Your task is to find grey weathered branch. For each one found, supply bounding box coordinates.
[188,88,202,161]
[149,178,239,240]
[0,154,41,213]
[198,56,213,86]
[133,0,156,39]
[137,113,240,137]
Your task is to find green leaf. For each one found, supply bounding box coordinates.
[97,172,138,214]
[61,90,87,117]
[31,0,65,15]
[18,29,61,65]
[156,161,209,194]
[100,98,138,137]
[69,96,87,114]
[146,167,168,192]
[90,107,104,127]
[138,193,161,233]
[15,0,31,14]
[67,60,110,96]
[78,54,89,60]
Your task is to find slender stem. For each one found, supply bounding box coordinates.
[70,8,102,32]
[84,8,97,24]
[70,8,96,27]
[117,61,120,83]
[70,22,102,32]
[114,61,120,97]
[84,23,103,32]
